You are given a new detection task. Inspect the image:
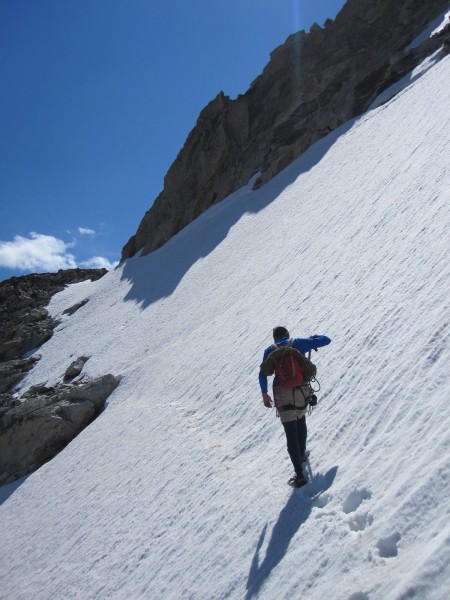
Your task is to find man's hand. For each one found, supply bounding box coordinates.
[262,393,272,408]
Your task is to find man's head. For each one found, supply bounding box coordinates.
[273,326,289,341]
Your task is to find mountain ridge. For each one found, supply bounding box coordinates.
[121,0,449,260]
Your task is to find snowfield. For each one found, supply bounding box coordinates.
[1,52,449,600]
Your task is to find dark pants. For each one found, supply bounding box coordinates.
[282,416,307,475]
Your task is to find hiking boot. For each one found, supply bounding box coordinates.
[288,472,307,487]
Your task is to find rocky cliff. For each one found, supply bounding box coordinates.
[0,268,122,484]
[122,0,449,260]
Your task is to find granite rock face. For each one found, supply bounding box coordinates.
[0,374,121,484]
[122,0,450,260]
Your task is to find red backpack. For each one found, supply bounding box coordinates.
[265,339,304,389]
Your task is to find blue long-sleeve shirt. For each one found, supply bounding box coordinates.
[259,334,331,393]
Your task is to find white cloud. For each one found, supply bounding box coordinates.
[0,233,77,272]
[0,232,118,274]
[78,227,96,236]
[80,256,119,270]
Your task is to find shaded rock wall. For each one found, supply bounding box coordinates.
[122,0,449,260]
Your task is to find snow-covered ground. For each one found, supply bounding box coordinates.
[1,50,449,600]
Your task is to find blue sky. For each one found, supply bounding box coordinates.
[0,0,346,282]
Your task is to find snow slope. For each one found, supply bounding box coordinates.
[1,56,449,600]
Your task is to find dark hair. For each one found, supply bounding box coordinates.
[273,326,289,341]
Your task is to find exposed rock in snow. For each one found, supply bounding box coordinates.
[0,268,106,361]
[0,373,121,485]
[0,268,106,393]
[0,355,41,394]
[0,270,114,485]
[63,356,90,381]
[62,298,89,316]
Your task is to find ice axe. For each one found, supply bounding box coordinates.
[308,346,318,361]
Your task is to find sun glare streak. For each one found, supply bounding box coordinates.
[291,0,303,85]
[292,0,301,32]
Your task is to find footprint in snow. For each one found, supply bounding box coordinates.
[348,511,373,532]
[342,487,371,513]
[342,488,373,532]
[313,493,332,509]
[376,532,401,558]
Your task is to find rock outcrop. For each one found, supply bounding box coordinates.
[0,355,41,394]
[0,267,121,485]
[122,0,450,260]
[64,356,90,381]
[0,374,121,484]
[0,268,106,394]
[62,298,90,316]
[0,268,118,484]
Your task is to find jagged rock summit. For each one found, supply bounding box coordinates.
[122,0,449,261]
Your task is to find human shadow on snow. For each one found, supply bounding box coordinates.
[120,120,355,310]
[245,466,338,600]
